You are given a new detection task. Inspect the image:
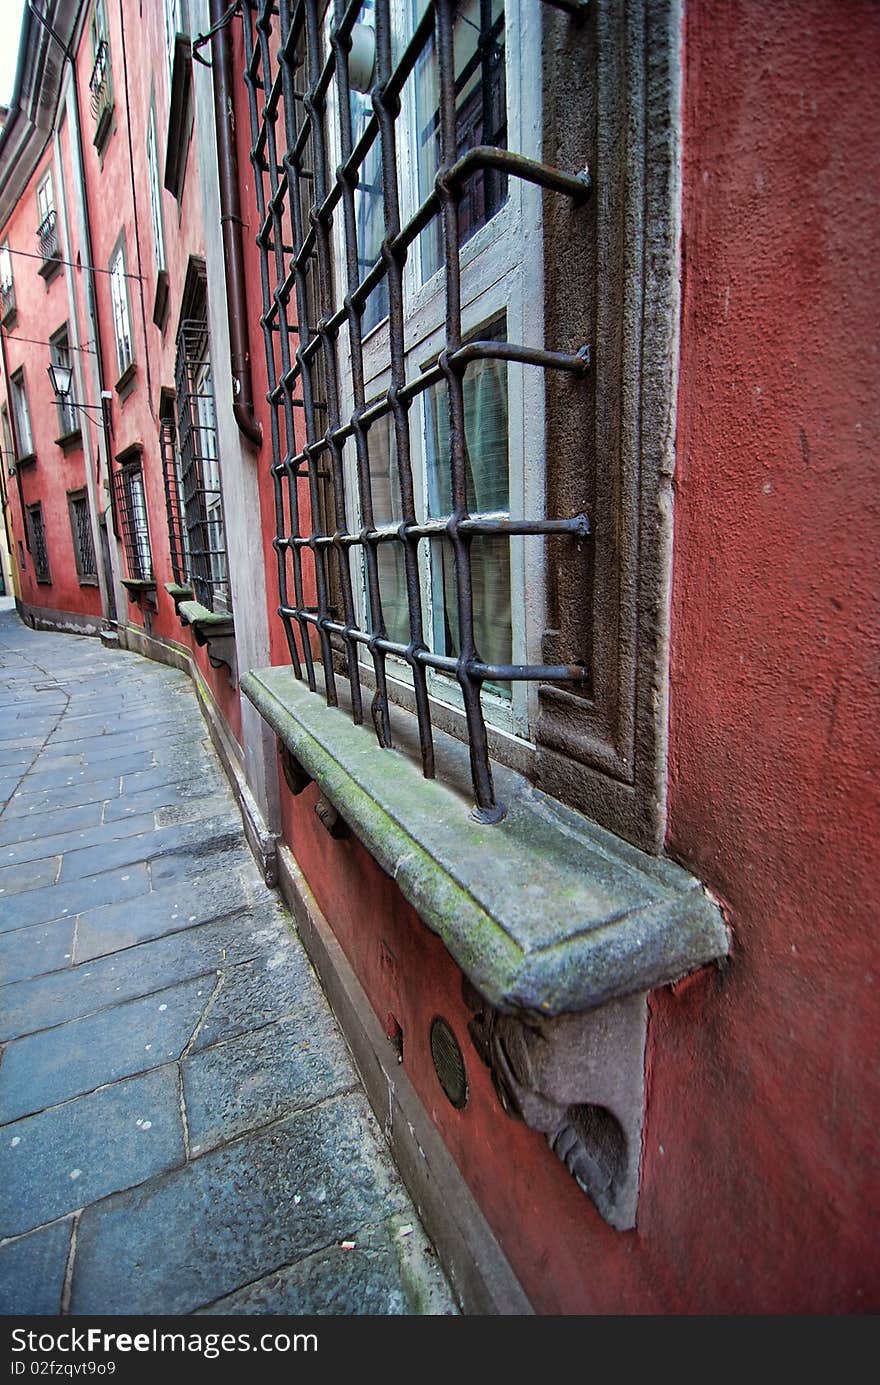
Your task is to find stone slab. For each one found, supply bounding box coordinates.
[0,917,74,987]
[184,1009,355,1154]
[197,1215,456,1315]
[0,1218,72,1314]
[70,1094,408,1314]
[74,873,252,961]
[0,855,61,897]
[0,864,150,935]
[0,975,212,1122]
[0,802,105,849]
[0,912,274,1043]
[0,1066,185,1238]
[0,813,157,869]
[190,941,324,1053]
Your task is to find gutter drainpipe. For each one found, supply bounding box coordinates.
[210,0,262,450]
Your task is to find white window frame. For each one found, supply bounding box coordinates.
[0,244,12,293]
[147,106,167,275]
[164,0,187,87]
[36,171,55,227]
[328,0,545,743]
[10,370,33,458]
[109,242,134,378]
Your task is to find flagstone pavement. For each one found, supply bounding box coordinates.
[0,602,455,1316]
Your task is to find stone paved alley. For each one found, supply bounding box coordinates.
[0,605,454,1315]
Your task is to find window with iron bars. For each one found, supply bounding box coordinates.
[68,489,98,585]
[36,173,59,267]
[113,461,153,581]
[243,0,593,821]
[160,395,190,587]
[27,503,51,583]
[175,315,231,613]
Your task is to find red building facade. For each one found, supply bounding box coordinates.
[0,0,876,1314]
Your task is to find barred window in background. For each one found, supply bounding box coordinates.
[68,490,98,584]
[175,316,230,613]
[242,0,592,819]
[113,464,153,580]
[160,397,189,586]
[27,503,50,583]
[36,173,58,263]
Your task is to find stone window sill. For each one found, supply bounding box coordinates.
[15,452,37,470]
[164,580,193,617]
[55,427,82,453]
[241,665,729,1018]
[114,362,137,400]
[178,600,236,678]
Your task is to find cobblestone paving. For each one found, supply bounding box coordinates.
[0,606,455,1315]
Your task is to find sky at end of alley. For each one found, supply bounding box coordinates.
[0,0,27,111]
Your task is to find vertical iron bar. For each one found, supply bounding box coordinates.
[330,0,394,747]
[435,0,499,817]
[302,0,364,725]
[373,0,435,779]
[273,0,339,707]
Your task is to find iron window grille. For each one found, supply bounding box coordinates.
[113,464,153,580]
[89,40,114,140]
[36,208,59,265]
[27,503,51,583]
[242,0,592,821]
[160,408,190,586]
[175,318,231,613]
[68,490,98,584]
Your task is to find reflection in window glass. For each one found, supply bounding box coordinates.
[351,0,389,334]
[366,412,410,646]
[414,0,507,280]
[424,318,511,694]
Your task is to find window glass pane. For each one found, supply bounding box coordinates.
[423,320,511,693]
[147,112,166,273]
[414,0,507,280]
[12,376,32,455]
[111,249,132,374]
[366,412,409,648]
[350,0,388,334]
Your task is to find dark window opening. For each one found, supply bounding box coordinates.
[27,503,51,584]
[160,395,189,588]
[68,489,98,584]
[175,294,231,614]
[113,461,153,581]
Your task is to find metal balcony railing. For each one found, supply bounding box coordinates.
[89,41,113,141]
[36,209,59,265]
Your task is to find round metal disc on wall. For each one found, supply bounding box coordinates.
[430,1017,469,1110]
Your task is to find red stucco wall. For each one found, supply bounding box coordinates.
[272,0,880,1313]
[663,0,880,1311]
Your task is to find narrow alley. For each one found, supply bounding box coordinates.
[0,605,454,1315]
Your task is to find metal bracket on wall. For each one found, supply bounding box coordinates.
[465,980,647,1231]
